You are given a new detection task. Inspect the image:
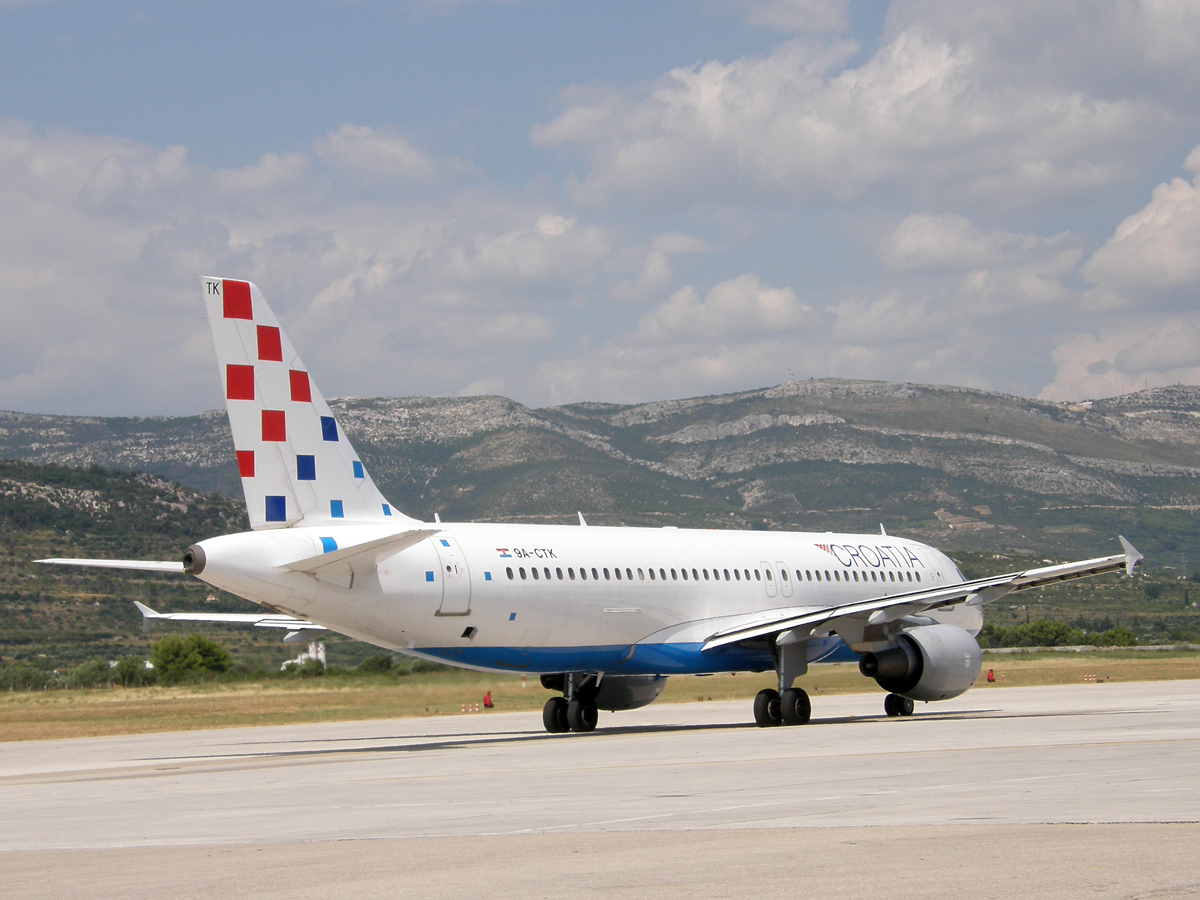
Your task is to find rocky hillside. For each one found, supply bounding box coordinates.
[3,380,1199,562]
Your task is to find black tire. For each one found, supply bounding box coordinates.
[884,693,902,717]
[898,696,914,717]
[753,689,781,726]
[543,697,569,733]
[780,688,811,725]
[567,700,598,733]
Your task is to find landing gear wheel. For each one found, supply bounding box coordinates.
[884,693,914,717]
[780,688,811,725]
[542,696,569,733]
[753,689,782,726]
[567,700,598,733]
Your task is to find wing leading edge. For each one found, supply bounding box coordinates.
[702,536,1143,651]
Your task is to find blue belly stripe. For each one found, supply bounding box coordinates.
[418,635,858,675]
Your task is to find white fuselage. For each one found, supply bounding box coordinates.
[193,522,981,676]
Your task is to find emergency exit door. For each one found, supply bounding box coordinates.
[432,536,472,616]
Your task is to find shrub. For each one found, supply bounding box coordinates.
[1144,583,1164,601]
[112,655,157,686]
[150,634,232,684]
[0,662,55,691]
[1089,626,1138,647]
[357,654,393,674]
[65,657,113,688]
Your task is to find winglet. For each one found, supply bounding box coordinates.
[879,523,887,536]
[133,601,164,634]
[1118,535,1143,577]
[578,512,588,527]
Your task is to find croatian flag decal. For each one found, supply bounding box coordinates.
[496,548,512,557]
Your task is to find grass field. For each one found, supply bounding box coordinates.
[2,651,1197,742]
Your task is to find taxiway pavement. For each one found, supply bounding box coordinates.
[2,680,1197,898]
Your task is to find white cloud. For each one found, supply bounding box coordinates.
[313,124,447,183]
[1040,323,1200,401]
[0,120,616,414]
[1082,144,1200,300]
[532,5,1179,209]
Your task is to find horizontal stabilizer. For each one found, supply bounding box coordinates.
[37,558,185,573]
[133,601,323,635]
[280,529,440,574]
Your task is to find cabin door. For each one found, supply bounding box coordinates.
[433,536,472,616]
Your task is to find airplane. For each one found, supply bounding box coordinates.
[40,277,1145,733]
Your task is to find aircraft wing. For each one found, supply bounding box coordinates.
[133,601,327,642]
[702,536,1142,650]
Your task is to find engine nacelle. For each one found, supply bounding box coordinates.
[858,624,981,702]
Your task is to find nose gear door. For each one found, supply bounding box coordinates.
[432,536,472,616]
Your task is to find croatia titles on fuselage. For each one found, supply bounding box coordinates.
[814,541,927,572]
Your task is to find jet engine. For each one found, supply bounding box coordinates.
[858,624,981,702]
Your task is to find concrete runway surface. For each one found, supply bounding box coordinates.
[2,680,1198,899]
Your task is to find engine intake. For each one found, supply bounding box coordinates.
[182,544,206,575]
[858,624,981,702]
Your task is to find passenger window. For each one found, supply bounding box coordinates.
[870,571,877,582]
[615,567,622,580]
[907,571,913,582]
[833,570,839,582]
[916,572,921,582]
[580,567,588,581]
[544,567,551,580]
[638,568,645,580]
[682,568,689,581]
[806,570,812,581]
[568,568,575,580]
[825,570,831,581]
[815,570,821,582]
[889,571,895,582]
[506,567,514,580]
[765,569,772,581]
[724,569,731,580]
[659,568,666,580]
[703,569,709,580]
[556,567,563,580]
[627,568,633,580]
[781,570,788,582]
[734,569,741,581]
[531,567,539,580]
[744,569,751,580]
[649,568,656,581]
[604,568,611,580]
[592,568,599,580]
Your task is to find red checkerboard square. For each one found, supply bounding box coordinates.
[289,370,312,402]
[257,325,283,362]
[236,450,255,478]
[226,364,254,400]
[223,281,252,319]
[261,410,286,442]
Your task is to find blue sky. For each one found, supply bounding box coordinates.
[1,0,1199,415]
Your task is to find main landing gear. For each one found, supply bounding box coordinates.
[883,693,914,717]
[541,674,599,734]
[752,687,811,726]
[754,637,812,727]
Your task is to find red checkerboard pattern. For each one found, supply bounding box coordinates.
[222,280,252,319]
[236,450,255,478]
[289,369,312,402]
[226,364,254,400]
[261,409,286,442]
[257,325,283,362]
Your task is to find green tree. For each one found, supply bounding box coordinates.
[150,634,232,684]
[112,655,157,686]
[356,654,393,674]
[1089,625,1138,647]
[1144,583,1164,601]
[65,657,113,688]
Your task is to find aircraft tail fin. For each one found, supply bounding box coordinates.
[202,277,417,530]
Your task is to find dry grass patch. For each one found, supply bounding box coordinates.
[2,651,1196,742]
